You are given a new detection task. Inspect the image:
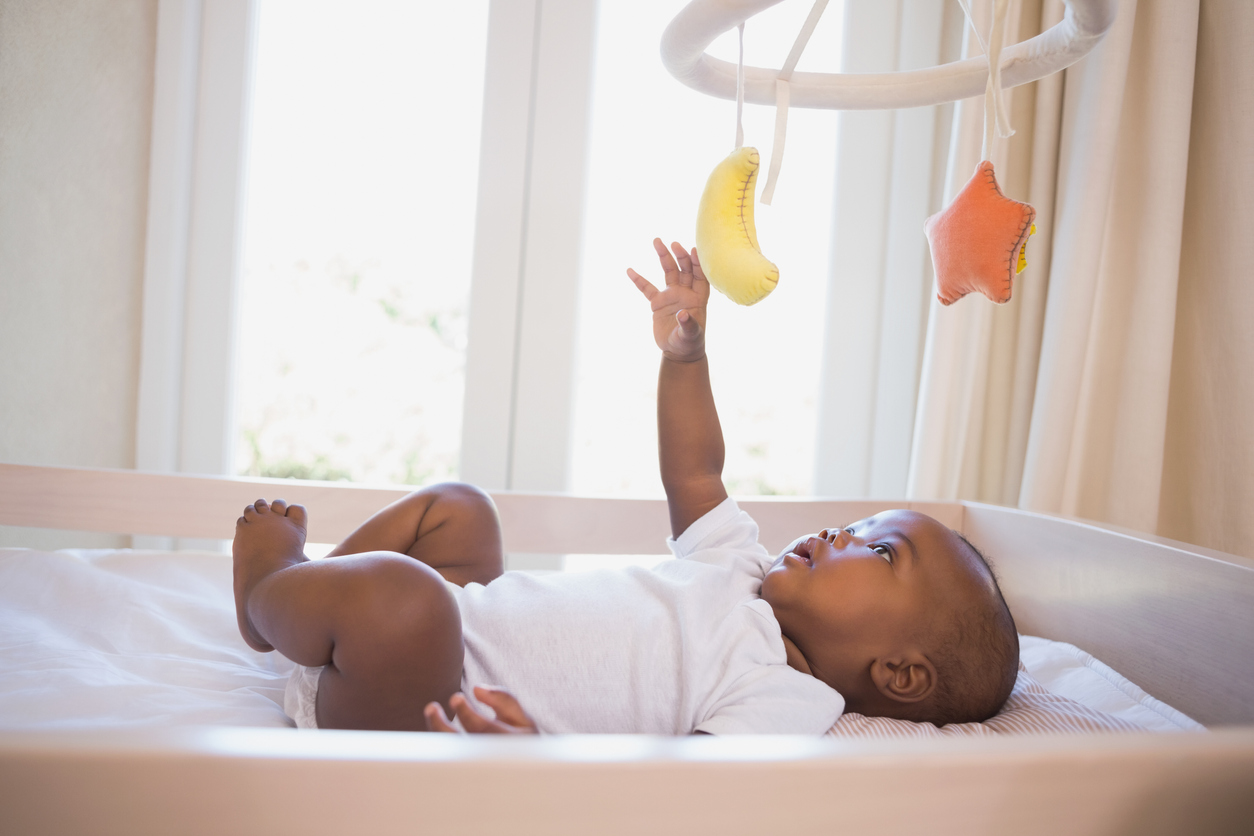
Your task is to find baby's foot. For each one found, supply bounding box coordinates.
[233,498,309,652]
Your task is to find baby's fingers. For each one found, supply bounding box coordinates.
[672,310,704,350]
[677,309,701,338]
[627,268,659,301]
[671,242,693,288]
[473,686,538,732]
[652,237,681,281]
[664,310,705,362]
[450,692,509,734]
[424,701,459,733]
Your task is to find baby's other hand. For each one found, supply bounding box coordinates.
[628,238,710,363]
[424,686,538,734]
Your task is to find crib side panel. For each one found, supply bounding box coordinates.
[2,729,1252,836]
[961,503,1254,727]
[0,463,412,543]
[0,463,963,556]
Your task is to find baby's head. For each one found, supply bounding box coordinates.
[761,510,1018,725]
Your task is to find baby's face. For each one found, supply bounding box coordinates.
[761,510,989,690]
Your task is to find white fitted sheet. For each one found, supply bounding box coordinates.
[0,548,293,729]
[0,547,1202,732]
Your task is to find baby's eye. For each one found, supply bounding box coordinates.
[872,545,892,562]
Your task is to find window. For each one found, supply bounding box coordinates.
[570,0,846,498]
[234,0,489,484]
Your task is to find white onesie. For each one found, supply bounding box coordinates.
[285,497,845,734]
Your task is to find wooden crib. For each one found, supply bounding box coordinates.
[0,463,1251,835]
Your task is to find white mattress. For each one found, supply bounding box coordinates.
[0,547,1203,732]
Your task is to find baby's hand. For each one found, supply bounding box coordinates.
[628,238,710,363]
[424,686,538,734]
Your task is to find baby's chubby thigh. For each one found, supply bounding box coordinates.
[313,552,464,731]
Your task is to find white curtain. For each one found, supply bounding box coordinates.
[1157,1,1254,558]
[904,0,1254,558]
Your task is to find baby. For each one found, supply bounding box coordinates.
[232,238,1019,734]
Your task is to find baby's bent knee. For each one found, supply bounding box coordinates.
[423,481,496,514]
[348,554,459,631]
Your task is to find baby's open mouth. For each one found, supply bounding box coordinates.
[785,541,814,567]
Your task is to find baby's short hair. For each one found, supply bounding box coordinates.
[914,534,1019,726]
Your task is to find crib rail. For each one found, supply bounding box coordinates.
[0,462,960,554]
[2,726,1252,836]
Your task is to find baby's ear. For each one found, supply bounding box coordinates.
[870,654,937,704]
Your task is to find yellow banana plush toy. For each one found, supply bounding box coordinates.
[695,146,779,306]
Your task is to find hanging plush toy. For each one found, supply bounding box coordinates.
[925,0,1036,305]
[694,21,780,307]
[693,3,828,306]
[695,145,778,306]
[926,161,1036,305]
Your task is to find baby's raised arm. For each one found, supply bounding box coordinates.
[628,238,729,538]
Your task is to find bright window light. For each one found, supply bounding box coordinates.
[234,0,488,484]
[571,0,845,498]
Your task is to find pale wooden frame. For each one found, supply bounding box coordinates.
[1,463,1251,835]
[136,0,257,510]
[459,0,598,494]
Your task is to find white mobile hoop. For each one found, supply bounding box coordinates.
[660,0,1117,111]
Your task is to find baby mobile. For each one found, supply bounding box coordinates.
[661,0,1116,307]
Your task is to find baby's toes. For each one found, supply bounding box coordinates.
[269,498,288,516]
[242,503,260,521]
[284,503,309,529]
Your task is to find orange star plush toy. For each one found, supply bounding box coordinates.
[925,160,1036,305]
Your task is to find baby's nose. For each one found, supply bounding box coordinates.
[819,528,854,547]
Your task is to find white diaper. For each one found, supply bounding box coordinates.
[284,663,323,729]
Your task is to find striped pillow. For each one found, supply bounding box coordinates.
[827,667,1150,739]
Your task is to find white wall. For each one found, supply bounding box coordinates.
[0,0,158,548]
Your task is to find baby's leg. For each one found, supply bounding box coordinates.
[326,482,504,587]
[233,499,462,731]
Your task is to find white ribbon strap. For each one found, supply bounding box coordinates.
[958,0,1015,160]
[760,0,830,205]
[735,22,745,150]
[761,78,790,204]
